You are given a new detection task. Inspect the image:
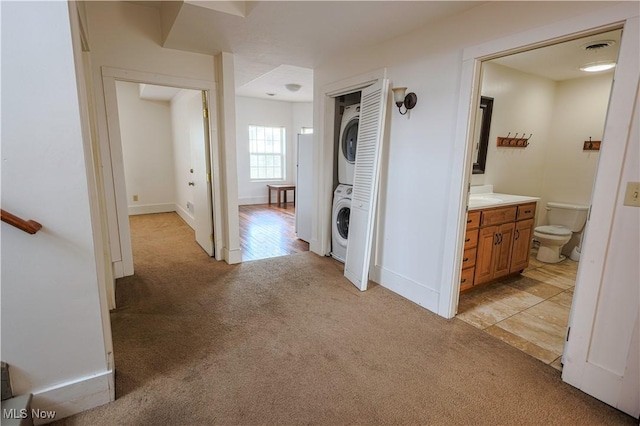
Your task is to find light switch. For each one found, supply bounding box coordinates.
[623,182,640,207]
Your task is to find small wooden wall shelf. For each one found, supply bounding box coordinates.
[497,135,530,148]
[583,140,601,151]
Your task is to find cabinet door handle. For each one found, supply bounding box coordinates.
[463,257,469,262]
[465,238,471,242]
[497,233,503,244]
[515,229,520,240]
[461,278,467,284]
[524,210,532,214]
[467,219,472,224]
[494,234,499,245]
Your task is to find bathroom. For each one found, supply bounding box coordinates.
[457,30,619,369]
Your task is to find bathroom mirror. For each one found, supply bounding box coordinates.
[472,96,494,174]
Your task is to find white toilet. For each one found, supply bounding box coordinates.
[533,202,589,264]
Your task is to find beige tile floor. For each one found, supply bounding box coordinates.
[457,247,578,370]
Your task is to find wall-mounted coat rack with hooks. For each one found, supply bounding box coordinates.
[583,137,601,151]
[497,132,532,148]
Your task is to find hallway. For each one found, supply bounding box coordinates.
[52,213,632,425]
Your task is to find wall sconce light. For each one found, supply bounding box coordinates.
[391,87,417,115]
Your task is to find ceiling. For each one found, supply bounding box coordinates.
[138,83,183,101]
[133,1,482,102]
[130,2,620,102]
[491,29,622,81]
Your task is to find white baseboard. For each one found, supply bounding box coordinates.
[113,261,124,279]
[238,196,269,205]
[309,238,326,256]
[128,203,175,216]
[175,204,195,230]
[31,370,113,425]
[372,265,439,314]
[224,247,243,264]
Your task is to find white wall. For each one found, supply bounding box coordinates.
[293,102,314,135]
[543,73,612,256]
[171,89,205,227]
[1,1,111,418]
[116,81,176,215]
[235,97,313,205]
[292,102,314,187]
[475,63,612,230]
[543,74,612,205]
[472,62,556,199]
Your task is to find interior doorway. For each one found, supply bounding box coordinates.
[233,91,314,262]
[237,128,312,263]
[113,81,215,257]
[100,67,225,308]
[456,29,620,368]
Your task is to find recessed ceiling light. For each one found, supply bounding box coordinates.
[285,84,301,92]
[266,93,276,96]
[580,62,616,72]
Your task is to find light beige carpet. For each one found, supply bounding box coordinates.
[55,213,634,425]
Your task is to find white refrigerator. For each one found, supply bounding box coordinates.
[295,134,313,243]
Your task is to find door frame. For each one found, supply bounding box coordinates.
[442,2,638,415]
[441,2,638,316]
[100,67,224,294]
[313,68,386,258]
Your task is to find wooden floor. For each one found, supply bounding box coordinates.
[239,203,309,262]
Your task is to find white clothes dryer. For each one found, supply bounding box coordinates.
[331,184,352,263]
[338,104,359,185]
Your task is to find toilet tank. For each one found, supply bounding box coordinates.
[546,202,589,232]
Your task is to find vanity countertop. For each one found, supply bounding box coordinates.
[468,192,540,210]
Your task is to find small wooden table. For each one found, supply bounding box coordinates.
[267,184,296,207]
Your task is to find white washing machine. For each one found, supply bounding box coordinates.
[338,104,360,185]
[331,184,352,263]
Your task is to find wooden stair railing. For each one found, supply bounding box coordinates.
[1,209,42,234]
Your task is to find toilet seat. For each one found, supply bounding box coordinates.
[534,225,572,263]
[535,225,571,237]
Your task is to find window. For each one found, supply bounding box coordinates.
[300,127,313,134]
[249,125,286,180]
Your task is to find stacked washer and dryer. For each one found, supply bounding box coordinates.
[331,104,359,263]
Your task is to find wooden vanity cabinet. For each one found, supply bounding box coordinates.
[473,207,516,285]
[460,211,480,291]
[460,202,536,292]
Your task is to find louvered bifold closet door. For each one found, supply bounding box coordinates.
[344,78,389,291]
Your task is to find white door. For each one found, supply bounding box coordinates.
[191,91,215,256]
[296,134,313,242]
[344,78,389,291]
[563,107,639,416]
[562,16,639,418]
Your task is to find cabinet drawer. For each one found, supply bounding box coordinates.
[460,267,474,291]
[466,211,481,229]
[464,229,478,249]
[516,203,537,221]
[462,247,476,269]
[481,206,517,227]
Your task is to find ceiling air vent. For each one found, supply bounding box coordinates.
[582,40,616,51]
